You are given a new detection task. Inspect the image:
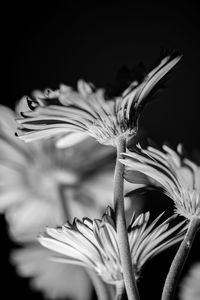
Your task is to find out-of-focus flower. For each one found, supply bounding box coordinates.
[0,105,116,241]
[179,263,200,300]
[17,51,181,148]
[39,207,186,286]
[11,244,93,300]
[0,105,118,299]
[120,144,200,220]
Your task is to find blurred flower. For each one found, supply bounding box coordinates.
[121,144,200,220]
[39,207,186,286]
[0,105,116,241]
[0,105,118,299]
[17,51,181,147]
[11,244,92,300]
[179,263,200,300]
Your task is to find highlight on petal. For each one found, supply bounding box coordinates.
[56,132,88,148]
[38,207,186,284]
[17,50,181,147]
[120,143,200,220]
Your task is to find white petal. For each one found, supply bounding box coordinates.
[56,132,88,148]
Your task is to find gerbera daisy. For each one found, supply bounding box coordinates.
[120,144,200,220]
[39,207,186,287]
[17,50,181,148]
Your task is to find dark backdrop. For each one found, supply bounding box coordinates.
[1,3,200,300]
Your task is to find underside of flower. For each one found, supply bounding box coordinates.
[17,50,181,148]
[121,144,200,220]
[38,207,186,285]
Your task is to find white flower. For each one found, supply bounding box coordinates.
[121,144,200,220]
[0,105,116,241]
[39,207,186,286]
[11,244,93,300]
[17,51,181,147]
[179,263,200,300]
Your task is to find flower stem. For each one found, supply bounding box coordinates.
[114,136,140,300]
[115,283,125,300]
[161,216,200,300]
[58,184,71,221]
[87,269,112,300]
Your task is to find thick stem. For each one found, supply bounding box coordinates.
[161,216,200,300]
[87,269,112,300]
[114,136,140,300]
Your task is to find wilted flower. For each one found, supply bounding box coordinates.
[11,244,93,300]
[39,207,186,286]
[0,105,116,241]
[17,51,181,147]
[121,144,200,220]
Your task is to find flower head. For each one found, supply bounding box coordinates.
[0,105,116,241]
[39,207,186,285]
[17,51,181,147]
[121,144,200,220]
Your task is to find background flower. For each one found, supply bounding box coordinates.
[11,244,93,300]
[179,262,200,300]
[0,105,115,299]
[0,105,117,241]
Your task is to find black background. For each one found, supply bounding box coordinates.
[1,2,200,300]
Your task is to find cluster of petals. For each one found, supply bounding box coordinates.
[39,207,186,285]
[17,51,181,147]
[121,144,200,220]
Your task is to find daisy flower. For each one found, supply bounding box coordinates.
[17,51,181,148]
[0,105,116,241]
[39,207,186,286]
[179,263,200,300]
[120,144,200,220]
